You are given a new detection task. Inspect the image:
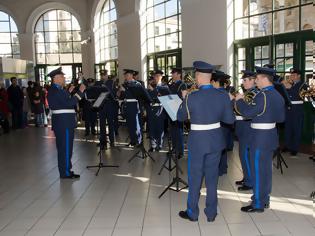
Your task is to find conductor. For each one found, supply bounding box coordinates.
[47,67,86,179]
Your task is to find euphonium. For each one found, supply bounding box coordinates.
[244,88,259,104]
[299,85,315,101]
[184,74,198,92]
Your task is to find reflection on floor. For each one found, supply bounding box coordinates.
[0,127,314,236]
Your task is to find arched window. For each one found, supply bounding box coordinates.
[140,0,182,77]
[94,0,118,78]
[34,10,82,84]
[0,11,20,58]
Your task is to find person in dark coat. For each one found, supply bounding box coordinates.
[7,77,23,129]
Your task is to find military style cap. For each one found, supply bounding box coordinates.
[193,61,215,74]
[289,68,301,74]
[133,70,139,76]
[100,69,108,75]
[263,64,275,69]
[47,67,65,78]
[212,70,230,80]
[123,69,135,75]
[154,69,164,75]
[171,68,182,74]
[255,66,276,76]
[241,70,256,79]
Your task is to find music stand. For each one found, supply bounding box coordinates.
[157,95,188,198]
[128,132,155,163]
[86,92,119,176]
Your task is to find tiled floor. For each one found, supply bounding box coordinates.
[0,127,314,236]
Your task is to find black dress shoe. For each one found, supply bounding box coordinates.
[241,205,264,213]
[207,214,217,222]
[235,179,245,185]
[264,203,270,209]
[178,211,198,222]
[148,147,155,152]
[178,154,184,159]
[61,173,80,179]
[238,185,252,191]
[155,147,161,152]
[281,147,289,153]
[91,130,96,135]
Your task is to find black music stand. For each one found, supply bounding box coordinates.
[273,147,288,174]
[157,95,188,198]
[86,92,119,175]
[128,131,155,163]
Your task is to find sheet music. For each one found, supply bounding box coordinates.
[93,92,109,108]
[158,95,182,121]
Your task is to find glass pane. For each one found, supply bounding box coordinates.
[284,58,293,71]
[35,43,45,54]
[72,31,81,41]
[147,23,154,38]
[35,18,44,32]
[301,0,313,3]
[166,16,178,34]
[166,33,179,50]
[148,38,154,53]
[154,3,165,21]
[110,22,117,35]
[238,48,246,60]
[166,0,178,17]
[274,8,299,34]
[254,46,261,59]
[0,11,9,21]
[285,43,294,57]
[250,0,272,15]
[155,35,165,51]
[44,20,58,31]
[238,60,246,71]
[9,18,18,32]
[59,42,72,53]
[249,13,272,37]
[60,53,73,63]
[147,7,154,23]
[35,33,44,43]
[273,0,299,10]
[44,10,57,21]
[276,44,284,57]
[110,47,117,59]
[45,31,58,42]
[0,33,11,43]
[154,0,164,5]
[110,9,117,22]
[147,0,154,8]
[155,19,165,36]
[57,10,71,20]
[110,34,117,46]
[276,58,285,71]
[235,0,249,18]
[262,59,269,66]
[0,22,10,32]
[262,45,269,58]
[58,20,72,31]
[46,54,59,64]
[10,33,18,44]
[301,4,315,31]
[36,53,45,64]
[12,44,19,54]
[71,16,80,30]
[0,44,11,54]
[58,31,72,42]
[305,41,314,55]
[254,60,262,67]
[46,43,59,53]
[305,56,313,71]
[235,18,249,40]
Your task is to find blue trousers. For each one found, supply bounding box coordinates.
[187,150,221,220]
[239,142,252,187]
[148,108,165,149]
[99,103,116,144]
[284,113,304,152]
[250,148,273,209]
[54,128,74,177]
[125,103,141,145]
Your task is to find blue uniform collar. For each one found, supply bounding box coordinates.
[262,85,274,91]
[175,80,182,84]
[53,83,62,89]
[217,87,225,91]
[199,84,213,90]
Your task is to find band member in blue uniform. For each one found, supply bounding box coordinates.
[95,70,117,148]
[47,67,86,179]
[177,61,235,222]
[234,70,258,191]
[169,68,187,158]
[235,66,285,212]
[147,70,170,152]
[119,69,152,147]
[282,68,307,156]
[83,78,97,136]
[211,70,233,176]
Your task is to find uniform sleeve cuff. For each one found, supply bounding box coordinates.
[75,93,82,101]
